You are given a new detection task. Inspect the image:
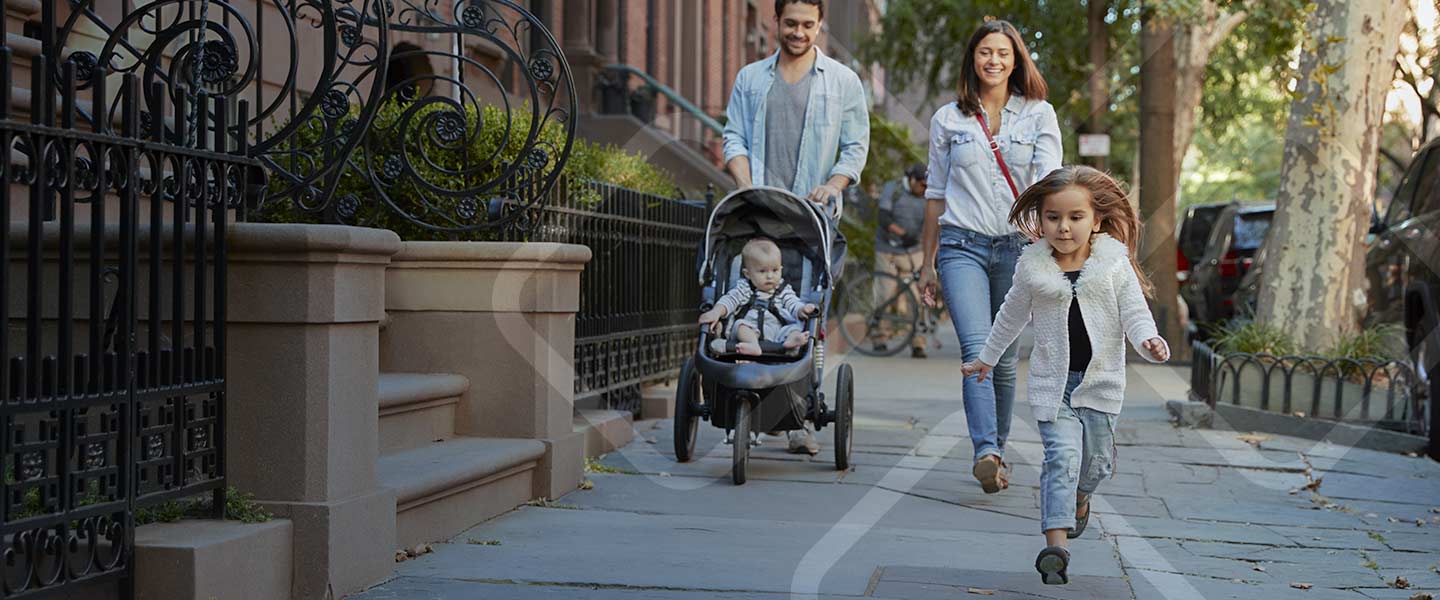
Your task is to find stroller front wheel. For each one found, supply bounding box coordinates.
[673,358,700,463]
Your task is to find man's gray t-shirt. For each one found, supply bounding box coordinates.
[763,69,814,191]
[876,179,928,254]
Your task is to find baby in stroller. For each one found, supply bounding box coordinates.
[698,238,817,356]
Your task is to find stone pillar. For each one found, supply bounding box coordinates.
[562,0,603,114]
[381,242,591,500]
[225,223,401,600]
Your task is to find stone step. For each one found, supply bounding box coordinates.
[573,409,635,458]
[378,436,545,549]
[378,372,466,455]
[134,519,293,600]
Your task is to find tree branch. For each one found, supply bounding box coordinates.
[1204,9,1249,53]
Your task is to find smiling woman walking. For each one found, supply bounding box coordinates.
[917,19,1062,494]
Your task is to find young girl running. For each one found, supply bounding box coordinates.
[961,166,1170,585]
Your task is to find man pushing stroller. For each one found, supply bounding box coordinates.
[720,0,869,454]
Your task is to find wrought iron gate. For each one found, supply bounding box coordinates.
[1,0,575,597]
[0,53,255,600]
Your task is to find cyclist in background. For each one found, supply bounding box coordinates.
[873,163,930,358]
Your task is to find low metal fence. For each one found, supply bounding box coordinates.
[504,179,709,413]
[1190,339,1428,435]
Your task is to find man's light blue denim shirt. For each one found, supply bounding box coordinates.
[722,48,870,199]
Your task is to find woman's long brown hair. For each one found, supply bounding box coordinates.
[956,20,1049,117]
[1008,166,1155,298]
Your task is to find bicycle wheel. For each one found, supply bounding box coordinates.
[836,270,918,356]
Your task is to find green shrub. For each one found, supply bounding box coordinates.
[257,99,680,240]
[1210,320,1298,356]
[134,487,272,525]
[1325,324,1405,363]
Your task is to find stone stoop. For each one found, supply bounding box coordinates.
[133,519,294,600]
[574,409,636,458]
[378,437,546,549]
[640,382,678,420]
[378,372,468,454]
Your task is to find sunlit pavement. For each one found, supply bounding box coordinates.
[358,324,1440,599]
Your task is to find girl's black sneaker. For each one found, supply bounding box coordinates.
[1035,546,1070,585]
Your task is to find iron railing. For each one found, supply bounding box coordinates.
[1190,339,1428,436]
[503,179,709,412]
[0,48,255,596]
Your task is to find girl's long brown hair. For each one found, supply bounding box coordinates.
[1008,166,1155,298]
[956,20,1049,117]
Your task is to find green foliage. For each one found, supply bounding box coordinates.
[134,487,273,526]
[1212,320,1405,364]
[863,0,1308,195]
[1211,320,1298,356]
[1326,324,1405,363]
[257,99,680,241]
[863,110,927,191]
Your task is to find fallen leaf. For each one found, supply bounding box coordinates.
[966,589,996,596]
[1407,452,1420,458]
[1290,582,1313,590]
[1237,433,1272,447]
[1431,507,1440,514]
[579,479,594,490]
[1389,517,1400,522]
[1302,477,1324,492]
[1292,411,1306,417]
[645,437,657,444]
[1364,513,1379,518]
[1392,576,1411,589]
[659,471,672,477]
[1409,592,1434,600]
[394,550,408,563]
[1417,519,1426,527]
[1252,565,1267,572]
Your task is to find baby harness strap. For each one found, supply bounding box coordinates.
[736,292,789,335]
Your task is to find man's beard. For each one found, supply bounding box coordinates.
[781,37,813,57]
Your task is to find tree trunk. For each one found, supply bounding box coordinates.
[1087,0,1109,171]
[1139,2,1183,353]
[1171,1,1248,176]
[1256,0,1406,352]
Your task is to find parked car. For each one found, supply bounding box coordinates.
[1232,228,1271,318]
[1177,202,1228,285]
[1362,136,1440,459]
[1180,202,1275,327]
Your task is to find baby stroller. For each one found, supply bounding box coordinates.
[672,186,855,485]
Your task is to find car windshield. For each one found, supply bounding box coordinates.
[1233,212,1273,251]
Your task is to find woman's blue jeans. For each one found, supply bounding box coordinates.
[935,226,1025,462]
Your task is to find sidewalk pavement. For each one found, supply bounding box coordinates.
[356,328,1440,600]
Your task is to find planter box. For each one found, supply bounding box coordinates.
[1214,358,1416,424]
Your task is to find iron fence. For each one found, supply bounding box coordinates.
[1190,339,1428,436]
[0,46,255,595]
[502,179,709,412]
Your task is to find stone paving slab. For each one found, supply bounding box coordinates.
[393,506,1125,596]
[1125,570,1375,599]
[1096,514,1297,546]
[353,577,877,599]
[871,566,1136,599]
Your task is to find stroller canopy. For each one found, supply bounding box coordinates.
[700,186,844,284]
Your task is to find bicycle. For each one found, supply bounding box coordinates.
[835,266,944,357]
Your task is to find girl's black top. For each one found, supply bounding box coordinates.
[1064,271,1092,372]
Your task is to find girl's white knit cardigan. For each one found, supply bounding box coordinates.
[978,234,1169,422]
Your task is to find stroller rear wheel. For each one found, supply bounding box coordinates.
[673,358,700,463]
[732,397,752,485]
[834,363,854,471]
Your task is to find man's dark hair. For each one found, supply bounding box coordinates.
[905,164,927,181]
[775,0,824,19]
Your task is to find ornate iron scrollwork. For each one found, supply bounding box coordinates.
[53,0,392,216]
[335,0,576,233]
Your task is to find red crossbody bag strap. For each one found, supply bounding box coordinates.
[976,114,1020,200]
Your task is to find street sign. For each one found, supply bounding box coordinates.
[1079,133,1111,157]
